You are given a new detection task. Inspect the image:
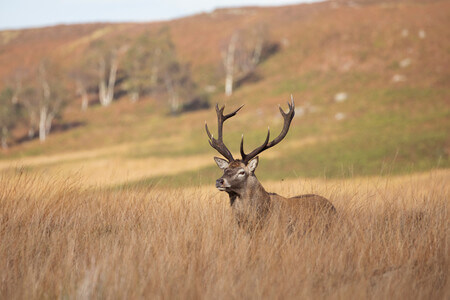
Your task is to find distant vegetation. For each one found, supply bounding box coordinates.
[0,29,188,146]
[1,59,68,145]
[0,22,273,148]
[0,0,448,182]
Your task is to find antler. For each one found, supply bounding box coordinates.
[240,96,295,164]
[205,104,244,162]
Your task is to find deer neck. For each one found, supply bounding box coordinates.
[228,175,271,208]
[227,191,239,206]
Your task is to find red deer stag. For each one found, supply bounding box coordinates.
[205,97,336,229]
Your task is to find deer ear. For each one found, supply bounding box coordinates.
[214,157,229,169]
[247,156,259,172]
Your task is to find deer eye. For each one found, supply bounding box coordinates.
[237,170,246,177]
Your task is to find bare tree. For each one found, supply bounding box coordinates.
[89,39,128,107]
[98,50,117,106]
[19,59,68,142]
[5,67,39,139]
[221,24,270,96]
[222,32,239,97]
[37,60,68,142]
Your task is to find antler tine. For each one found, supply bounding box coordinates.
[223,104,244,118]
[205,121,213,139]
[240,127,271,162]
[241,97,295,164]
[205,104,244,162]
[216,104,244,140]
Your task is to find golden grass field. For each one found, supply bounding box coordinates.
[1,167,448,299]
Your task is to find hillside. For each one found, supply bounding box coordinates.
[0,0,449,187]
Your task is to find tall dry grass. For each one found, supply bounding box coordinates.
[0,169,448,299]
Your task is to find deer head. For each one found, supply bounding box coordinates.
[205,97,295,195]
[213,157,259,193]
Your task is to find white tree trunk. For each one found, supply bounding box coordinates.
[105,55,118,106]
[225,73,233,97]
[224,33,238,97]
[98,54,119,107]
[98,57,107,106]
[38,63,52,142]
[99,81,107,105]
[39,106,48,142]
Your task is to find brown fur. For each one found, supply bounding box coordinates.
[215,158,336,230]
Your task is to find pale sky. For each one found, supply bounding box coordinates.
[0,0,322,30]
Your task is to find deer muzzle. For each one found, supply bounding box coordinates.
[216,177,230,191]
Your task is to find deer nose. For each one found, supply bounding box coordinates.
[216,178,224,187]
